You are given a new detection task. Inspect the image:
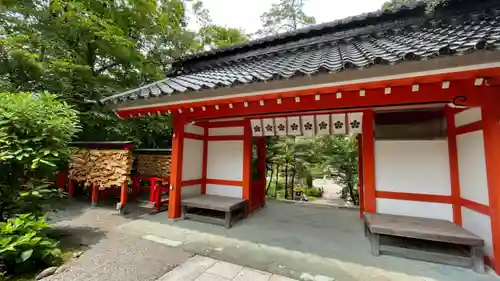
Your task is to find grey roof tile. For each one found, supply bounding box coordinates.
[101,3,500,105]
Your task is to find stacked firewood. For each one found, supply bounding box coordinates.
[69,148,133,189]
[136,154,171,178]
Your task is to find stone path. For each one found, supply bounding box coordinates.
[157,256,297,281]
[44,201,192,281]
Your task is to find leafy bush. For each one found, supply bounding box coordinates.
[0,92,80,220]
[303,187,323,198]
[0,214,62,275]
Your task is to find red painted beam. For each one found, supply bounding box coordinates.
[376,191,452,204]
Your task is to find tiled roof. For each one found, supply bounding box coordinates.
[101,1,500,105]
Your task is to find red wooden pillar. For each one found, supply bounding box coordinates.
[168,113,185,219]
[201,126,208,194]
[445,106,462,225]
[119,180,128,209]
[481,88,500,273]
[68,179,75,197]
[242,119,252,212]
[362,110,376,213]
[91,183,99,207]
[357,134,364,219]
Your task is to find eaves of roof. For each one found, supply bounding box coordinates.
[101,0,500,106]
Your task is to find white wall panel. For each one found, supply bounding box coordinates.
[182,139,203,181]
[377,198,453,221]
[207,141,243,181]
[462,207,493,257]
[184,124,205,135]
[182,184,201,199]
[206,184,243,198]
[375,140,451,195]
[455,108,482,127]
[457,131,489,206]
[209,126,244,136]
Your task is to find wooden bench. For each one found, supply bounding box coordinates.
[364,213,485,273]
[181,195,248,228]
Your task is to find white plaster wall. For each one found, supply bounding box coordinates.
[206,184,243,198]
[184,124,205,135]
[462,207,493,257]
[182,139,204,181]
[182,184,201,199]
[209,127,244,136]
[457,131,489,206]
[377,198,453,221]
[455,108,482,127]
[375,140,451,195]
[207,141,243,181]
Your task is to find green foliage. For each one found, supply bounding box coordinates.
[0,92,78,220]
[302,187,323,198]
[0,0,248,147]
[196,25,248,50]
[316,136,359,205]
[0,214,62,276]
[382,0,453,14]
[0,92,81,169]
[258,0,316,35]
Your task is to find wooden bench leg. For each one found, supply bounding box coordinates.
[370,233,380,256]
[472,246,485,274]
[225,210,232,229]
[364,222,369,238]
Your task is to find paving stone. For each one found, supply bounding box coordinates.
[233,268,272,281]
[157,256,217,281]
[194,272,231,281]
[206,261,243,279]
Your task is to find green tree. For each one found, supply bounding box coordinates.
[0,0,247,148]
[317,135,359,205]
[257,0,316,36]
[382,0,453,13]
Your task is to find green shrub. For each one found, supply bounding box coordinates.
[304,187,323,198]
[0,214,62,275]
[0,92,80,220]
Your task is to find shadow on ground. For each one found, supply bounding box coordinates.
[119,200,498,281]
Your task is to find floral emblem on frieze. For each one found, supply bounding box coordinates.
[265,124,273,132]
[304,122,313,131]
[291,123,299,131]
[350,120,361,129]
[319,121,328,130]
[277,124,286,132]
[334,121,344,129]
[253,125,261,133]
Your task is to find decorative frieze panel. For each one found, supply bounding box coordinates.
[331,114,346,135]
[301,116,315,137]
[250,112,364,137]
[287,116,301,136]
[262,118,275,136]
[274,117,287,136]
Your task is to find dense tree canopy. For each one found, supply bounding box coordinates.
[0,0,247,148]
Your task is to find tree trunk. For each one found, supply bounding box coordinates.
[275,164,280,198]
[290,167,296,200]
[266,164,274,195]
[284,161,289,199]
[347,173,358,205]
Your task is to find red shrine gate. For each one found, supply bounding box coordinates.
[101,0,500,273]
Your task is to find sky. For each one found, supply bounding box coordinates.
[188,0,388,34]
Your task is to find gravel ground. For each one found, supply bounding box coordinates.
[43,200,192,281]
